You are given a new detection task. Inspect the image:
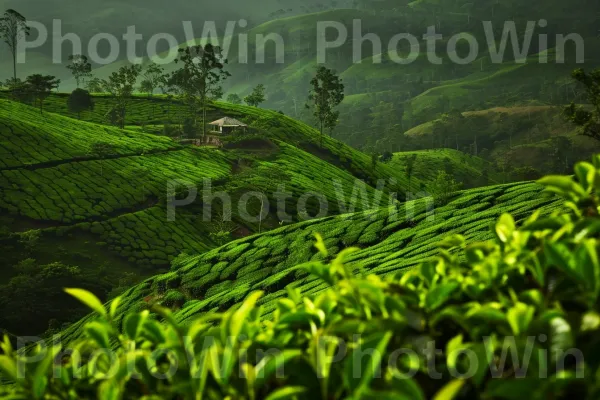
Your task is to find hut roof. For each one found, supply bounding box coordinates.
[209,117,248,127]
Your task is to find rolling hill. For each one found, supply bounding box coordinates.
[0,97,416,334]
[389,148,504,188]
[48,2,600,159]
[403,105,600,177]
[57,178,562,344]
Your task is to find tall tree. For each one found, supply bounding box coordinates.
[26,74,60,114]
[66,55,92,88]
[244,84,266,107]
[139,63,165,97]
[139,63,166,121]
[67,88,94,119]
[86,77,103,93]
[101,65,142,129]
[3,77,29,102]
[173,44,230,140]
[0,9,30,81]
[160,73,185,128]
[306,66,344,146]
[226,93,242,105]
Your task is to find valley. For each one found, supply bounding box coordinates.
[1,1,600,398]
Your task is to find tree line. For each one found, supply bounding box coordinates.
[1,7,346,147]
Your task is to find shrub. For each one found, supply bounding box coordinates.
[4,157,600,398]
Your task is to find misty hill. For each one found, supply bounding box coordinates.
[402,105,600,177]
[43,1,600,160]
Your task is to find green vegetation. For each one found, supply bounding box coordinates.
[0,97,413,335]
[402,108,600,178]
[56,179,561,345]
[1,6,600,399]
[565,68,600,141]
[24,74,61,114]
[244,84,266,107]
[306,66,344,143]
[65,55,92,89]
[0,9,29,81]
[390,149,503,189]
[4,156,600,399]
[171,44,231,139]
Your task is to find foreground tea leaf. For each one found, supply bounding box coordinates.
[64,288,106,317]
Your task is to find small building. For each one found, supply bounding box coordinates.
[178,117,248,148]
[208,117,248,135]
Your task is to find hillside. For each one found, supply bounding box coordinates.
[0,98,412,335]
[49,2,600,154]
[403,105,600,177]
[389,148,504,188]
[16,92,418,191]
[58,179,562,344]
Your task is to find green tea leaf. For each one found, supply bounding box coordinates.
[85,321,111,349]
[264,386,307,400]
[344,331,392,397]
[507,303,535,335]
[425,282,460,312]
[389,375,425,400]
[0,355,18,382]
[574,161,596,192]
[255,350,302,389]
[314,233,328,257]
[537,175,586,200]
[433,379,465,400]
[64,288,106,317]
[124,310,149,341]
[495,213,515,243]
[109,296,121,320]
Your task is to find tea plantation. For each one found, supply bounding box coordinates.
[0,98,413,334]
[58,179,562,344]
[16,93,418,192]
[391,148,504,189]
[0,99,179,169]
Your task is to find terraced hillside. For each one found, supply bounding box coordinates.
[404,106,600,176]
[0,98,412,334]
[47,2,600,153]
[18,92,417,191]
[389,148,503,189]
[59,180,562,343]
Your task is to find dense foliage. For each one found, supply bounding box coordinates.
[2,157,600,399]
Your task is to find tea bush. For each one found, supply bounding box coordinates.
[2,158,600,398]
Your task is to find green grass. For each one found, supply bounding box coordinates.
[57,179,562,343]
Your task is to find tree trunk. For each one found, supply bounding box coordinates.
[12,52,17,81]
[320,120,324,147]
[202,99,207,142]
